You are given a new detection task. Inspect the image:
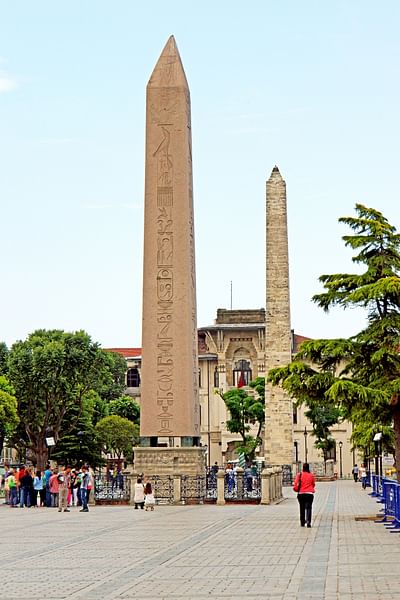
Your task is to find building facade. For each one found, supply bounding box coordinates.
[109,309,359,477]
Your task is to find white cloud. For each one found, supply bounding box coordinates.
[0,71,17,93]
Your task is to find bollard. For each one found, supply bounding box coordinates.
[173,474,181,504]
[216,470,225,505]
[261,468,272,505]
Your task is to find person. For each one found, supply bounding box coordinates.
[32,470,44,507]
[44,463,53,507]
[225,464,235,494]
[144,482,155,511]
[293,463,316,527]
[244,465,253,492]
[134,477,145,509]
[6,469,18,507]
[3,463,10,504]
[19,467,34,508]
[359,463,368,489]
[352,464,359,482]
[49,469,60,507]
[58,467,71,513]
[80,465,91,512]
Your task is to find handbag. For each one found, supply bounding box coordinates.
[293,474,302,493]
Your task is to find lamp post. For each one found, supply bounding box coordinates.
[339,441,343,479]
[303,427,308,463]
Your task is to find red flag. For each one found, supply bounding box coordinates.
[237,371,245,388]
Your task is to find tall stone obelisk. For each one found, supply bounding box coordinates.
[264,166,293,467]
[139,36,200,454]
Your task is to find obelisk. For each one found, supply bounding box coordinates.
[264,166,293,467]
[140,36,200,448]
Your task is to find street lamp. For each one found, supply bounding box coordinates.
[339,441,343,479]
[304,427,308,463]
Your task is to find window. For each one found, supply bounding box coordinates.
[127,367,140,387]
[232,359,252,386]
[198,368,201,388]
[293,405,298,425]
[214,367,219,388]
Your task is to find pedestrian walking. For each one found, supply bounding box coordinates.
[359,463,368,489]
[134,477,145,509]
[352,464,359,482]
[293,463,316,528]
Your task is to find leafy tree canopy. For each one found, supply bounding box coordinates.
[95,415,139,461]
[0,342,9,375]
[108,395,140,423]
[0,375,19,453]
[268,205,400,479]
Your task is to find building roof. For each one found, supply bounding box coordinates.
[105,348,141,359]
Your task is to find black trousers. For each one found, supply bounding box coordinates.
[297,493,314,526]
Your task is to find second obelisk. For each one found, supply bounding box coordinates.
[140,36,200,446]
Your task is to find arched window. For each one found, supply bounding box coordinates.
[232,359,252,387]
[214,367,219,388]
[127,367,140,387]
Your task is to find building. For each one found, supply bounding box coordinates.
[108,308,358,477]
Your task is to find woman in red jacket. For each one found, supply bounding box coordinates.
[293,463,316,527]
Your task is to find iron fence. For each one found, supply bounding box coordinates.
[181,475,206,504]
[151,475,174,505]
[94,473,130,502]
[224,471,261,502]
[205,467,218,502]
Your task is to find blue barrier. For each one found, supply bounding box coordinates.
[374,478,400,532]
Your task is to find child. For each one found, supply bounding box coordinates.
[144,481,155,511]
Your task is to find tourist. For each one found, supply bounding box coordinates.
[359,463,368,489]
[293,462,316,527]
[3,463,10,504]
[49,468,60,507]
[79,465,91,512]
[352,464,359,482]
[70,469,78,506]
[19,467,34,508]
[244,465,253,492]
[44,463,52,507]
[58,467,71,513]
[144,481,155,511]
[32,470,44,507]
[6,469,18,507]
[134,477,145,509]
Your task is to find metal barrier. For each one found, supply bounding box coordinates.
[151,475,174,505]
[181,475,206,504]
[371,476,400,532]
[224,471,261,502]
[205,468,217,502]
[94,474,130,503]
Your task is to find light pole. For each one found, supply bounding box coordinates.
[339,441,343,479]
[304,427,308,463]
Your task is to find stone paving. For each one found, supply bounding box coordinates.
[1,480,400,599]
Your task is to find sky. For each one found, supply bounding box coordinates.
[1,1,400,349]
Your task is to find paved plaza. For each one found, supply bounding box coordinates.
[1,480,400,600]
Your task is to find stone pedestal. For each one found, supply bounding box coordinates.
[133,446,206,477]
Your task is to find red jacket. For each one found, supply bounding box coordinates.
[293,471,315,494]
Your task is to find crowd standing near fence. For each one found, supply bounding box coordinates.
[1,463,94,512]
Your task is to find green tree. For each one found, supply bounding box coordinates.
[108,395,140,423]
[95,415,139,461]
[0,342,9,375]
[0,375,19,454]
[218,377,265,461]
[268,205,400,480]
[7,329,119,469]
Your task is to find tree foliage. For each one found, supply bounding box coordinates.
[108,395,140,423]
[268,204,400,479]
[95,415,139,460]
[0,375,19,454]
[218,377,265,461]
[0,342,9,375]
[7,329,126,469]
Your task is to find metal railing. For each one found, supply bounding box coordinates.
[369,475,400,532]
[94,473,130,502]
[181,475,206,504]
[151,475,174,505]
[224,471,261,502]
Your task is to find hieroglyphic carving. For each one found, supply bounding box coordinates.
[155,125,174,434]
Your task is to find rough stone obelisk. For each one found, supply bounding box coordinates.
[264,166,293,468]
[136,36,203,477]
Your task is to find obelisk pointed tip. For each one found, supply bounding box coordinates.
[268,165,283,180]
[148,35,189,89]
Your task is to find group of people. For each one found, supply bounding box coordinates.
[133,477,155,510]
[2,463,93,512]
[222,462,259,493]
[352,463,369,489]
